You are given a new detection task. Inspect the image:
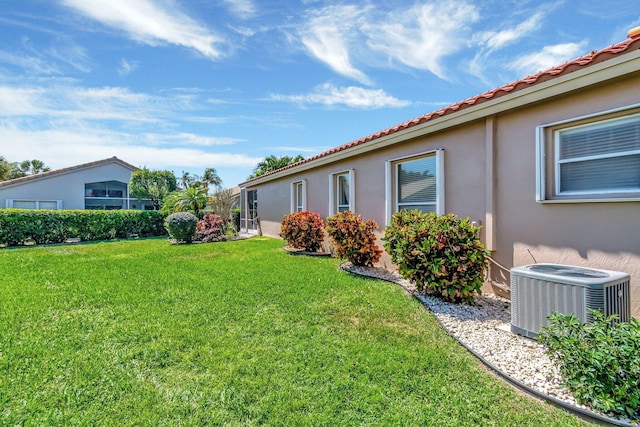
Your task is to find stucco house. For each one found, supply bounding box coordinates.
[0,156,153,210]
[239,31,640,317]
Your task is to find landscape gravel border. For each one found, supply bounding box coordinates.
[340,262,635,427]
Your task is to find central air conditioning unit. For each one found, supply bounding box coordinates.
[510,263,630,338]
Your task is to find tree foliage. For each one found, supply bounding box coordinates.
[18,159,50,176]
[248,155,304,179]
[0,156,12,181]
[161,185,209,216]
[180,168,222,191]
[0,156,51,181]
[209,187,235,225]
[129,168,177,210]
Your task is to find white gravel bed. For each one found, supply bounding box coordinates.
[340,263,591,411]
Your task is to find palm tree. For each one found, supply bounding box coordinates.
[172,185,209,216]
[180,171,194,189]
[248,155,304,179]
[19,159,50,175]
[202,167,222,191]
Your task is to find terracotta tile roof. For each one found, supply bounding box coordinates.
[243,35,640,184]
[0,156,138,187]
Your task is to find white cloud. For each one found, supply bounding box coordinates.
[467,8,554,85]
[45,38,92,73]
[0,86,47,115]
[299,5,372,85]
[60,0,225,59]
[0,80,257,185]
[269,83,411,109]
[144,133,243,147]
[0,84,195,123]
[220,0,257,20]
[0,36,91,76]
[508,42,587,75]
[117,58,138,76]
[0,123,261,172]
[364,2,479,79]
[475,12,544,50]
[0,40,62,75]
[297,1,480,82]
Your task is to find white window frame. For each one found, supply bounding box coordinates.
[536,104,640,203]
[385,149,444,224]
[6,199,63,210]
[329,169,355,215]
[290,179,306,213]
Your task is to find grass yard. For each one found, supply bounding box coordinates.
[0,237,587,426]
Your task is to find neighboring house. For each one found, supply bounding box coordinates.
[0,156,154,210]
[240,31,640,317]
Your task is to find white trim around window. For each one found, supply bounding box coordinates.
[385,149,444,224]
[329,169,355,215]
[536,104,640,203]
[290,179,307,213]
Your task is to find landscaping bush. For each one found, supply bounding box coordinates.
[279,211,324,252]
[165,212,198,243]
[0,209,165,246]
[325,210,382,267]
[232,208,241,232]
[538,310,640,420]
[382,210,488,304]
[196,213,226,243]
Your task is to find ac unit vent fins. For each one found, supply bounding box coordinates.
[510,263,630,338]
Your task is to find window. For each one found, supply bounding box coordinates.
[329,170,354,215]
[385,150,444,223]
[84,180,128,209]
[537,108,640,201]
[6,199,62,209]
[291,180,306,213]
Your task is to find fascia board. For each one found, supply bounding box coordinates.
[245,50,640,186]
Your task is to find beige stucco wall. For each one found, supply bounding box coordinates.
[249,72,640,317]
[0,162,136,210]
[494,74,640,317]
[255,122,487,240]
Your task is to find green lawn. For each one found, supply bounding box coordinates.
[0,237,587,426]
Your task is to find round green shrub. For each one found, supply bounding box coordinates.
[383,211,489,304]
[165,211,198,243]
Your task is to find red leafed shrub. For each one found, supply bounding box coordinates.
[196,213,226,243]
[279,211,325,252]
[325,210,382,267]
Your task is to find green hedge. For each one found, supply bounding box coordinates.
[0,209,166,246]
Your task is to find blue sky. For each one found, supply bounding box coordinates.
[1,1,639,188]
